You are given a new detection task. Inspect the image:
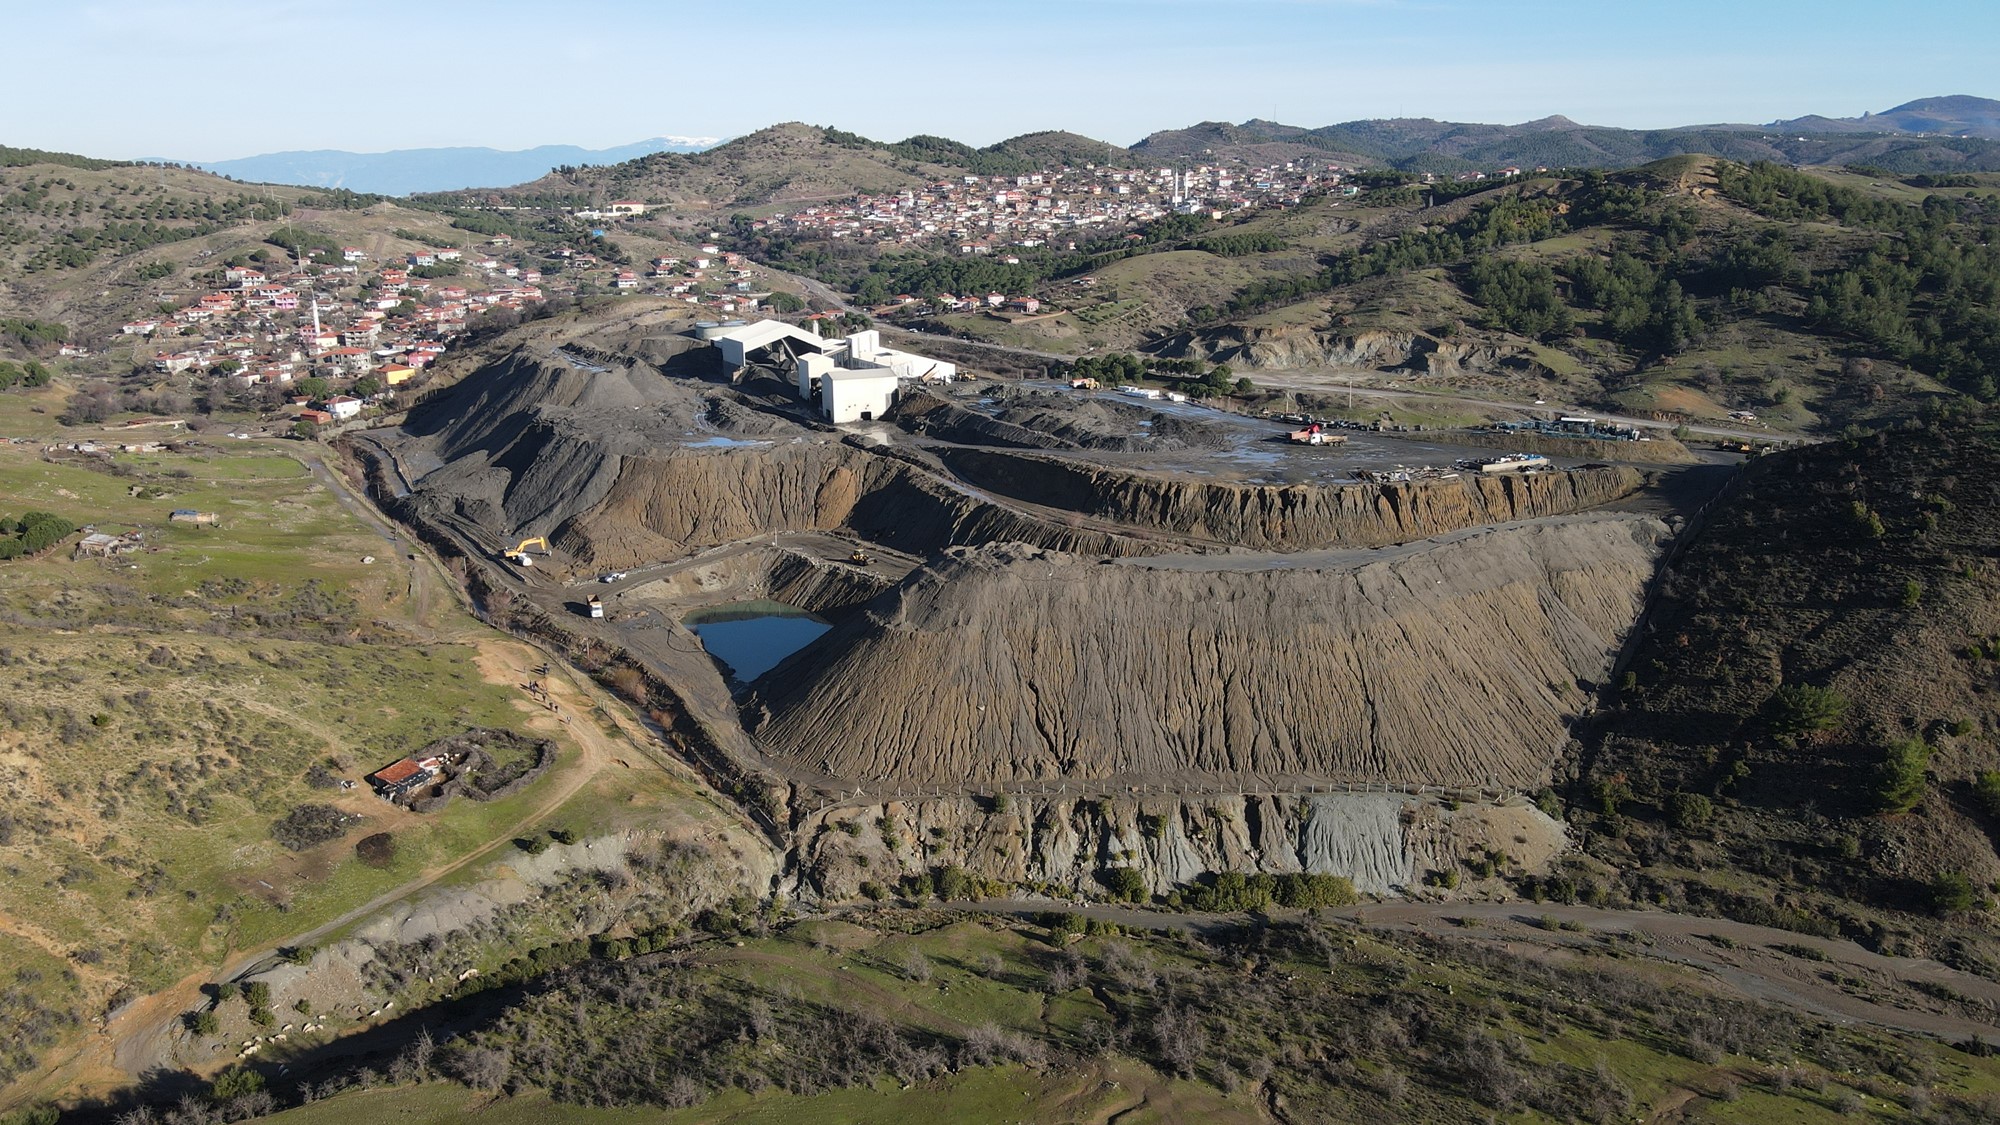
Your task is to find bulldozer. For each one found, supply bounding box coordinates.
[502,536,549,566]
[847,549,872,567]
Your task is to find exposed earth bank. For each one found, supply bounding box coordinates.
[754,517,1667,789]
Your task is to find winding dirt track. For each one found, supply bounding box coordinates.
[4,449,710,1107]
[954,899,2000,1046]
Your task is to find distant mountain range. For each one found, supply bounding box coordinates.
[1130,96,2000,174]
[101,95,2000,202]
[178,137,723,196]
[1766,95,2000,138]
[474,97,2000,213]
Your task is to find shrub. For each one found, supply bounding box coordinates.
[1100,867,1149,903]
[1767,683,1848,738]
[1178,871,1274,912]
[858,881,887,901]
[516,835,551,855]
[933,864,974,902]
[1873,737,1930,813]
[549,828,577,846]
[1667,791,1715,831]
[185,1009,219,1036]
[1272,873,1358,908]
[1850,501,1885,538]
[1037,911,1086,939]
[1975,770,2000,819]
[271,803,357,850]
[209,1067,265,1102]
[1931,871,1977,914]
[243,981,270,1008]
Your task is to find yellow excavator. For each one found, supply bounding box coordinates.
[503,536,549,566]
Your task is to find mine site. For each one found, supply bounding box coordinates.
[346,310,1733,902]
[20,53,2000,1117]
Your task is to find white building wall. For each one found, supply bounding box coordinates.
[820,371,899,424]
[797,352,835,399]
[844,329,881,364]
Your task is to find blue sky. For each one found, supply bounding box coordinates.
[4,0,1995,159]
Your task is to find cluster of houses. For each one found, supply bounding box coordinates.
[119,242,547,405]
[749,158,1338,257]
[1436,165,1550,184]
[863,291,1047,318]
[623,243,772,314]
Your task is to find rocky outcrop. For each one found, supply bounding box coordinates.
[940,448,1646,550]
[1160,323,1553,376]
[795,792,1567,898]
[755,517,1668,790]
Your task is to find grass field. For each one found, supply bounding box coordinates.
[254,1057,1250,1125]
[0,389,625,1094]
[205,906,2000,1124]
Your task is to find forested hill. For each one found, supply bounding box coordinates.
[1132,116,2000,174]
[1576,416,2000,971]
[470,112,2000,210]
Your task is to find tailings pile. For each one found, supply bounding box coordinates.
[755,517,1668,791]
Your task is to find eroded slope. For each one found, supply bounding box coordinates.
[756,516,1667,789]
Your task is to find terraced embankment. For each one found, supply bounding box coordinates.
[939,447,1647,550]
[558,444,1160,567]
[358,341,1697,900]
[380,348,1650,571]
[755,516,1669,790]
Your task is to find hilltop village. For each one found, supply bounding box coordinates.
[750,159,1342,256]
[106,243,546,417]
[90,233,798,426]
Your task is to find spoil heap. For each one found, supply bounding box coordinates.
[755,515,1668,790]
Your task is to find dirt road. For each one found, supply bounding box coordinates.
[9,451,720,1105]
[1245,369,1788,444]
[955,898,2000,1046]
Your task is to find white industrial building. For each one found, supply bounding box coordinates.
[712,319,835,369]
[709,320,955,425]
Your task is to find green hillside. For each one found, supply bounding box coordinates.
[1578,415,2000,968]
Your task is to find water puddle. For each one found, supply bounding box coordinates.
[684,600,832,681]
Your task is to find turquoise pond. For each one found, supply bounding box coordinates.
[684,601,832,681]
